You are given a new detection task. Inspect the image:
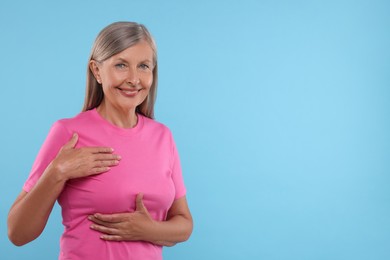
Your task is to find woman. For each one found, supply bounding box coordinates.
[7,21,193,259]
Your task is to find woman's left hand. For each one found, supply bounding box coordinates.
[88,193,155,241]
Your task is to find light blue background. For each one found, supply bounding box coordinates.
[1,0,389,259]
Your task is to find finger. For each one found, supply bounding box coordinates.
[89,213,128,223]
[89,166,111,175]
[93,153,122,161]
[93,159,120,168]
[135,193,146,212]
[62,133,78,150]
[82,146,114,154]
[88,215,109,225]
[90,223,118,234]
[100,235,124,241]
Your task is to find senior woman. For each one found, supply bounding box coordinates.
[8,21,193,260]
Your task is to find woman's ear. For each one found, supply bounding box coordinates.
[89,60,102,84]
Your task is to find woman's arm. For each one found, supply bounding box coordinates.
[88,194,193,246]
[7,134,120,246]
[151,196,193,246]
[8,171,67,246]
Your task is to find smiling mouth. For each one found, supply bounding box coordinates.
[117,87,141,96]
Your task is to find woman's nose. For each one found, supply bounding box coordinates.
[126,68,140,86]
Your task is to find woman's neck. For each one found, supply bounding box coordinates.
[96,101,138,129]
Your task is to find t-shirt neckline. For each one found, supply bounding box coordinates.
[90,108,144,136]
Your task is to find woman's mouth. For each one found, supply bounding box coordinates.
[117,87,141,97]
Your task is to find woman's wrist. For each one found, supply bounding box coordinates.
[142,220,176,246]
[44,161,69,187]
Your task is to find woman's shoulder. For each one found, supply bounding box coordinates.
[53,110,97,130]
[141,115,172,134]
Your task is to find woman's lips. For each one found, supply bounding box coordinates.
[117,87,141,97]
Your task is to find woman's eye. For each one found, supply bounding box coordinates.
[115,63,127,69]
[139,64,150,70]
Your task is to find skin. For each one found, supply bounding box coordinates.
[8,40,193,247]
[90,40,155,128]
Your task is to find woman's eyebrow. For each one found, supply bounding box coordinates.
[115,57,153,64]
[114,58,128,63]
[141,59,153,64]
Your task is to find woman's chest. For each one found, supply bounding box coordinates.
[58,135,175,221]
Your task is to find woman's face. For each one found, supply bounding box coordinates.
[91,40,154,113]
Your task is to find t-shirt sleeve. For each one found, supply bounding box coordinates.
[23,121,71,192]
[170,133,187,200]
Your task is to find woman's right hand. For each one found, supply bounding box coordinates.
[7,132,120,246]
[49,133,121,181]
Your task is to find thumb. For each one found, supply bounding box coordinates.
[135,193,146,212]
[62,133,78,150]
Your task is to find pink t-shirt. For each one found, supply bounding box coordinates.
[23,109,186,260]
